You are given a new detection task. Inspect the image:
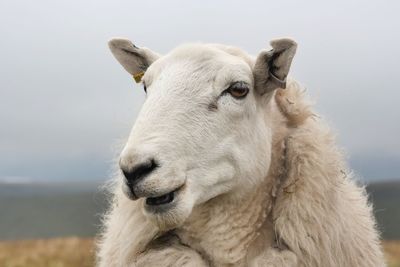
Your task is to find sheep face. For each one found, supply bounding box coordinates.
[108,39,296,230]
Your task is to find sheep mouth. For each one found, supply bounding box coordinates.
[146,191,175,206]
[145,186,181,206]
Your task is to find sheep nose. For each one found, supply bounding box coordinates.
[120,158,158,185]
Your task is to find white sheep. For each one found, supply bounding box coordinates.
[97,37,385,266]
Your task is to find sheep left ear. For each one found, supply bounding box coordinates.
[108,38,160,82]
[253,38,297,95]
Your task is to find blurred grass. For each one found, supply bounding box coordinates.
[384,241,400,267]
[0,237,94,267]
[0,237,398,267]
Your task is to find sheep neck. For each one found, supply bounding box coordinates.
[177,179,274,266]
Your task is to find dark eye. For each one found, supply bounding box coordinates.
[143,82,147,93]
[225,81,249,99]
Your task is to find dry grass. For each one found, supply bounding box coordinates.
[0,237,399,267]
[0,237,95,267]
[384,241,400,267]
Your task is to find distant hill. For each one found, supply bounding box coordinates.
[0,182,108,240]
[367,180,400,240]
[0,180,398,240]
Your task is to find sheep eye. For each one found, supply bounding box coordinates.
[143,82,147,93]
[226,82,249,99]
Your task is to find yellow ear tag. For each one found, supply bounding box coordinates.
[133,71,145,83]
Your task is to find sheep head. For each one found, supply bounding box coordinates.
[108,38,297,230]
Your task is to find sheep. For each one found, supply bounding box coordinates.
[97,37,385,266]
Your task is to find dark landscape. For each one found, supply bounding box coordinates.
[0,180,399,266]
[0,180,398,240]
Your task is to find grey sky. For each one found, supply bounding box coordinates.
[0,0,399,183]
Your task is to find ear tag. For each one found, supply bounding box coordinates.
[133,71,145,83]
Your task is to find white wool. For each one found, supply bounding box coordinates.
[97,41,385,266]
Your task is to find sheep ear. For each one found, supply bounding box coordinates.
[253,38,297,95]
[108,38,160,82]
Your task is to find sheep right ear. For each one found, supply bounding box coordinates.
[253,38,297,95]
[108,38,160,82]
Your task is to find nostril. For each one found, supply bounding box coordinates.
[121,159,158,185]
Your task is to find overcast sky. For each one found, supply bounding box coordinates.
[0,0,399,183]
